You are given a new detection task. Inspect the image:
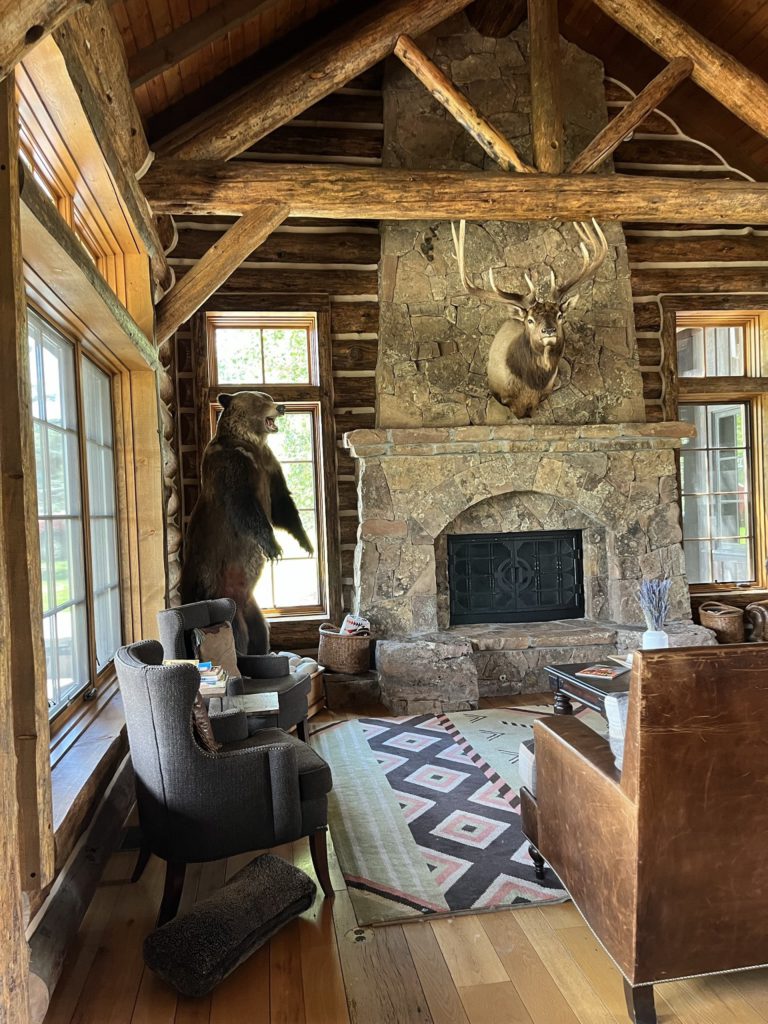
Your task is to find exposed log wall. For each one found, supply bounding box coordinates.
[605,79,768,421]
[171,79,383,630]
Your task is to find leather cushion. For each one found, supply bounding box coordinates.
[193,622,240,678]
[518,738,537,797]
[191,694,221,753]
[227,728,332,802]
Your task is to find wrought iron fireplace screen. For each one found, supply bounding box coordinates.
[447,530,584,625]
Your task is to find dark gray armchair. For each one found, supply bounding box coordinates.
[157,599,310,740]
[116,640,333,924]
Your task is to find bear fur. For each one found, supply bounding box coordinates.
[180,391,313,654]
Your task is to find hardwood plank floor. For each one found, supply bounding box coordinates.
[45,701,768,1024]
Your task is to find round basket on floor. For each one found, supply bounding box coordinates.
[698,601,745,644]
[318,623,371,673]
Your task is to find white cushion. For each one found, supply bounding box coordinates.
[604,692,630,771]
[518,738,537,796]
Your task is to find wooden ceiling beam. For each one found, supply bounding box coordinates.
[141,162,768,224]
[394,34,534,173]
[590,0,768,143]
[0,0,86,80]
[127,0,283,88]
[53,1,174,298]
[467,0,527,37]
[528,0,563,173]
[156,0,476,161]
[568,57,694,173]
[155,202,288,344]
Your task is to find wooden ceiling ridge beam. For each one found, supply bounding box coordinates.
[568,56,694,174]
[127,0,284,88]
[589,0,768,143]
[154,202,289,344]
[52,0,174,298]
[141,162,768,224]
[0,0,87,80]
[155,0,478,162]
[394,34,534,174]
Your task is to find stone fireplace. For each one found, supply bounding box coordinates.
[344,16,714,712]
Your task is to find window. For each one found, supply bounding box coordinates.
[679,403,754,584]
[206,312,337,619]
[676,312,766,589]
[28,310,122,717]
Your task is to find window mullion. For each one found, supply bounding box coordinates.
[72,339,98,693]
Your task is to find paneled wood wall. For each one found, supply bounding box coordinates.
[606,79,768,421]
[171,72,382,635]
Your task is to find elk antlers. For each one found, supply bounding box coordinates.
[451,218,608,307]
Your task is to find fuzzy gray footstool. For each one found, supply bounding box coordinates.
[143,854,316,997]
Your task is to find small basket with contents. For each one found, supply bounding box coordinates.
[318,614,372,674]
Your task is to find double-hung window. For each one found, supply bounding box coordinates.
[676,313,765,588]
[206,312,338,620]
[28,309,122,718]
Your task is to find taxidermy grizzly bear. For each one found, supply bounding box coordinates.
[180,391,313,654]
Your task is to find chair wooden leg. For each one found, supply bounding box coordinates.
[623,981,656,1024]
[296,717,309,743]
[131,842,151,883]
[309,828,334,898]
[528,844,546,881]
[157,861,187,927]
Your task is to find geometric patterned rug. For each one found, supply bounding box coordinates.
[313,703,605,926]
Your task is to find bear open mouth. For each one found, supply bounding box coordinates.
[265,417,279,433]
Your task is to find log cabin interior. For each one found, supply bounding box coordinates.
[3,1,768,1023]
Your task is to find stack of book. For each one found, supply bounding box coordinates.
[163,659,228,696]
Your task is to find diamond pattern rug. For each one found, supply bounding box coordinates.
[314,704,604,926]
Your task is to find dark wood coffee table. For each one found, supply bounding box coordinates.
[545,663,631,716]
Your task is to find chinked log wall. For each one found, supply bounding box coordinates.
[172,72,383,627]
[606,79,768,421]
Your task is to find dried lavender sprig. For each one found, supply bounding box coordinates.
[638,577,671,631]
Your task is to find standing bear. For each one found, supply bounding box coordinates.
[180,391,313,654]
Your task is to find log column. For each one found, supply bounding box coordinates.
[528,0,563,173]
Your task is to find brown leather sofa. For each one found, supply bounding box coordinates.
[521,644,768,1024]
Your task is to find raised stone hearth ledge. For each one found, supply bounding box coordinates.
[376,621,716,713]
[345,422,695,458]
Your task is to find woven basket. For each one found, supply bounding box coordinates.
[698,601,745,644]
[318,623,371,674]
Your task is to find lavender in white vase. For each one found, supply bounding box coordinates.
[638,577,671,649]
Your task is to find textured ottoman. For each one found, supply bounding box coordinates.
[144,854,316,997]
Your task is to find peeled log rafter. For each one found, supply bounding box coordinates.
[568,58,694,173]
[0,0,86,80]
[591,0,768,144]
[528,0,563,173]
[141,162,768,225]
[154,202,289,344]
[394,34,534,173]
[467,0,527,37]
[156,0,476,160]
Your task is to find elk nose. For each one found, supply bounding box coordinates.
[542,327,557,336]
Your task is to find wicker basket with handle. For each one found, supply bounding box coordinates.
[317,623,371,674]
[698,601,745,644]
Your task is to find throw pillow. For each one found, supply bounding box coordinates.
[192,623,240,678]
[192,694,221,753]
[604,692,629,771]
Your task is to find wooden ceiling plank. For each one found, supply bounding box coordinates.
[528,0,564,172]
[156,0,478,161]
[141,161,768,223]
[568,57,694,173]
[590,0,768,143]
[467,0,527,37]
[154,200,289,343]
[128,0,283,87]
[0,0,87,79]
[53,0,174,296]
[394,34,534,173]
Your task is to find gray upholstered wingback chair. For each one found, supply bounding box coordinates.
[157,599,310,740]
[116,640,333,924]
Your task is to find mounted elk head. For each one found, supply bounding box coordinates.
[451,219,608,418]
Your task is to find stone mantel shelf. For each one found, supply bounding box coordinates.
[344,422,695,458]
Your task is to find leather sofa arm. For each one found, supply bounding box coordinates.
[533,715,622,786]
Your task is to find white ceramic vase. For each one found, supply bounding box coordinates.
[641,629,669,650]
